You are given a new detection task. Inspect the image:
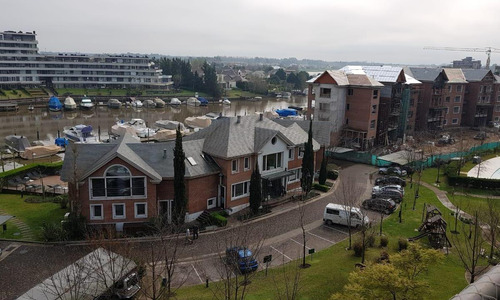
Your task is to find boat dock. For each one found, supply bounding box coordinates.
[0,102,19,111]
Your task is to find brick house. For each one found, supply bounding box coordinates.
[61,115,329,229]
[462,69,497,127]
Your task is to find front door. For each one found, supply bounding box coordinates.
[219,185,226,208]
[159,200,172,224]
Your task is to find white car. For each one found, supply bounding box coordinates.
[323,203,369,228]
[373,184,404,195]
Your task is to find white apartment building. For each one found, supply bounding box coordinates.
[0,30,172,89]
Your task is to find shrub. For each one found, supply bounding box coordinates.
[327,170,339,180]
[62,213,87,240]
[352,240,363,257]
[209,212,228,227]
[366,232,376,248]
[398,238,408,251]
[376,251,390,263]
[312,183,329,192]
[380,236,389,247]
[42,222,67,242]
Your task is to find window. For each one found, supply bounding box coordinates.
[370,120,376,129]
[495,105,500,112]
[320,88,331,98]
[445,107,449,114]
[445,96,450,102]
[90,165,146,199]
[410,98,415,107]
[497,95,500,102]
[346,103,350,110]
[298,147,304,158]
[134,202,147,218]
[90,204,103,220]
[454,96,461,102]
[443,119,447,125]
[346,118,349,125]
[288,148,294,160]
[319,102,330,111]
[457,85,463,92]
[373,90,379,99]
[231,181,250,200]
[448,86,452,93]
[244,157,250,170]
[326,209,340,215]
[231,159,238,173]
[452,118,458,124]
[263,152,282,170]
[348,88,353,96]
[453,106,460,114]
[495,117,499,122]
[288,168,302,182]
[480,86,485,93]
[371,105,377,113]
[112,203,125,219]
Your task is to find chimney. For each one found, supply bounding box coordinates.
[163,149,167,159]
[236,115,241,124]
[259,113,263,121]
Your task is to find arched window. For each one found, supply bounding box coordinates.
[90,164,145,198]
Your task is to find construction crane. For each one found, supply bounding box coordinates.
[423,46,500,69]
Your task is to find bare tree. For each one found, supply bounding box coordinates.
[481,198,500,259]
[208,225,266,300]
[336,175,364,249]
[449,211,486,283]
[272,256,302,300]
[297,198,310,268]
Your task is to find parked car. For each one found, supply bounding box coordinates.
[437,134,455,145]
[372,189,403,203]
[226,246,259,273]
[323,203,369,228]
[362,198,397,214]
[378,167,407,177]
[375,176,406,187]
[372,184,405,196]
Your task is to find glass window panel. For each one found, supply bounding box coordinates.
[106,165,130,176]
[106,178,131,197]
[132,178,145,196]
[91,178,105,197]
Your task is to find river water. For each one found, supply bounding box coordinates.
[0,96,308,144]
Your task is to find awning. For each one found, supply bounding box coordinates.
[262,170,295,181]
[0,215,13,225]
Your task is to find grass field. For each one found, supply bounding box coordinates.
[174,184,470,300]
[0,193,68,240]
[0,221,21,239]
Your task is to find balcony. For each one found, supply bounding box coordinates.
[475,113,488,118]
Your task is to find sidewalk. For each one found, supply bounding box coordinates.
[420,181,472,220]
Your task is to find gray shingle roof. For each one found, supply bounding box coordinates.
[404,67,442,82]
[462,69,491,82]
[272,119,332,146]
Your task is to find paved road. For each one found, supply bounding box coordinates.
[0,163,377,299]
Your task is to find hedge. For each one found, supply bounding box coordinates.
[448,175,500,190]
[0,161,63,179]
[209,212,228,227]
[313,183,330,192]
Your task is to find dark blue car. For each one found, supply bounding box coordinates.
[225,246,259,273]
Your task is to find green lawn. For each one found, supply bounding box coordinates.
[0,89,31,100]
[0,221,21,239]
[224,89,260,98]
[175,184,469,300]
[0,193,68,240]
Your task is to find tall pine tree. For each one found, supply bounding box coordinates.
[249,162,262,214]
[301,119,314,195]
[173,124,187,224]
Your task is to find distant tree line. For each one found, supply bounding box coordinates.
[158,58,222,98]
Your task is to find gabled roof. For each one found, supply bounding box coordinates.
[462,69,494,82]
[404,74,422,85]
[404,67,442,82]
[307,70,349,86]
[443,68,467,83]
[346,74,384,87]
[272,119,331,146]
[341,65,405,83]
[307,70,382,87]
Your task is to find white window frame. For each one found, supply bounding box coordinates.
[456,85,462,92]
[207,197,216,209]
[90,204,104,220]
[244,157,250,171]
[452,118,458,124]
[288,148,294,160]
[453,106,460,114]
[134,202,148,218]
[231,181,250,200]
[263,152,283,171]
[89,164,147,200]
[231,159,239,173]
[445,107,449,115]
[454,96,461,103]
[298,147,304,159]
[112,203,126,219]
[288,168,302,183]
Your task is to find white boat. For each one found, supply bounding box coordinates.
[80,98,94,110]
[154,129,177,141]
[223,99,231,105]
[143,99,156,108]
[170,98,181,106]
[155,120,186,131]
[64,97,77,110]
[186,97,201,106]
[154,97,166,108]
[107,98,122,109]
[20,145,62,160]
[111,118,156,138]
[63,124,99,143]
[184,116,212,129]
[282,92,291,99]
[131,99,143,108]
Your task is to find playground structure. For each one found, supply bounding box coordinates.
[408,204,451,249]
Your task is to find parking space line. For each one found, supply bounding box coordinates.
[270,245,292,261]
[321,225,349,235]
[192,264,204,284]
[290,238,311,250]
[307,232,336,244]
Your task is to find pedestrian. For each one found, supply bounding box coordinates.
[21,189,24,198]
[186,228,191,244]
[193,225,199,239]
[191,227,195,240]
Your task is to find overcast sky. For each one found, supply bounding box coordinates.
[4,0,500,66]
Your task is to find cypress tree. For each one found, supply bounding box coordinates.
[173,125,187,224]
[318,155,327,185]
[301,119,314,195]
[249,162,262,214]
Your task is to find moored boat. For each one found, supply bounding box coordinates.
[223,98,231,105]
[131,99,143,108]
[48,96,63,112]
[64,96,77,110]
[186,97,201,106]
[80,97,95,110]
[155,120,186,131]
[111,118,156,138]
[5,135,30,153]
[198,97,209,106]
[170,98,181,106]
[20,145,62,160]
[154,97,166,108]
[107,98,122,109]
[63,124,99,143]
[143,99,156,108]
[184,116,212,129]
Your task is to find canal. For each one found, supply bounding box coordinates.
[0,96,308,144]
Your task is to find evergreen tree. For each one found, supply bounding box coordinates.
[318,156,327,185]
[249,162,262,214]
[173,125,187,224]
[301,119,314,195]
[275,68,286,81]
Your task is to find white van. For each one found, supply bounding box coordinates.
[323,203,369,228]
